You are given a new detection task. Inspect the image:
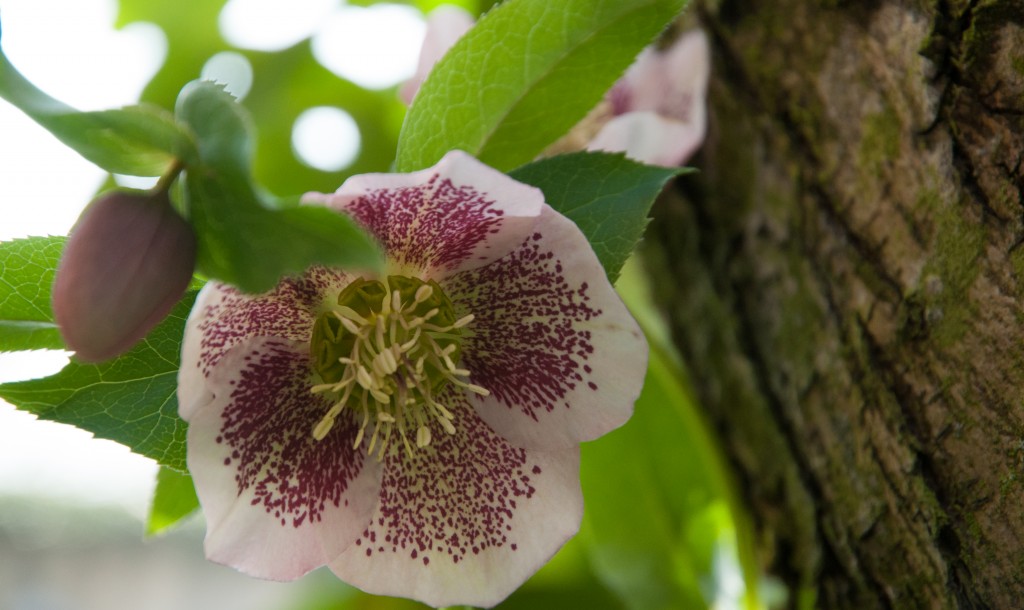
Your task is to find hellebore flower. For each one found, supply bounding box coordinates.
[178,151,647,608]
[587,29,711,167]
[53,189,197,362]
[401,9,710,167]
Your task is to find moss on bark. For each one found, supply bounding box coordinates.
[652,0,1024,607]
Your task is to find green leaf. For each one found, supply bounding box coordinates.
[347,0,481,13]
[580,343,723,610]
[0,291,197,471]
[0,52,193,176]
[146,466,199,537]
[581,260,764,610]
[175,81,252,180]
[509,152,683,283]
[0,236,65,351]
[396,0,688,172]
[175,81,384,293]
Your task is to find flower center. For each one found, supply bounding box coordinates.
[308,275,488,459]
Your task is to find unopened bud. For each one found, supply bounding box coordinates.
[52,189,196,362]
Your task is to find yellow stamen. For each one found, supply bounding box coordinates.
[309,275,488,459]
[312,416,335,441]
[416,425,431,448]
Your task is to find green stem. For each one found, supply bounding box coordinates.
[152,159,185,195]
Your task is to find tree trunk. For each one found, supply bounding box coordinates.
[647,1,1024,607]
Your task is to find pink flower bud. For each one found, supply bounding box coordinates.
[53,189,196,362]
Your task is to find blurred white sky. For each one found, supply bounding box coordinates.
[0,0,425,518]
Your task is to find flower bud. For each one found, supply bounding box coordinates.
[53,189,196,362]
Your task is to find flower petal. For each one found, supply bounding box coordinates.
[611,47,663,114]
[187,337,382,580]
[588,111,705,167]
[444,205,647,450]
[178,267,347,420]
[328,396,581,608]
[594,29,710,166]
[304,150,543,279]
[399,5,474,105]
[661,29,711,125]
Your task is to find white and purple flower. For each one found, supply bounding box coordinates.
[177,151,647,608]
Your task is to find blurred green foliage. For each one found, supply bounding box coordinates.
[146,466,200,537]
[117,0,405,196]
[349,0,482,11]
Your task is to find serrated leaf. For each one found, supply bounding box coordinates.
[146,466,199,537]
[509,152,683,283]
[176,81,383,293]
[396,0,688,172]
[0,53,194,176]
[0,236,66,351]
[175,80,251,181]
[0,291,197,471]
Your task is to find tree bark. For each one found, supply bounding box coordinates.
[648,1,1024,607]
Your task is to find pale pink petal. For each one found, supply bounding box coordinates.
[187,337,382,580]
[399,6,474,105]
[595,29,710,167]
[178,267,348,421]
[443,205,647,450]
[329,397,582,608]
[660,29,711,125]
[613,30,710,124]
[589,30,710,167]
[304,150,543,279]
[611,47,664,114]
[587,112,705,167]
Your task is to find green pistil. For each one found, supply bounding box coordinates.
[308,275,488,459]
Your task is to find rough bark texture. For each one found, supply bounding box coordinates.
[647,1,1024,608]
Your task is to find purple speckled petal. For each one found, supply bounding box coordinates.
[328,393,581,608]
[444,205,647,450]
[303,151,543,280]
[179,267,348,421]
[187,337,382,580]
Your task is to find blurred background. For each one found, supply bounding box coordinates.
[0,0,763,608]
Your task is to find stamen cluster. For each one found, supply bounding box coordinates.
[309,275,488,459]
